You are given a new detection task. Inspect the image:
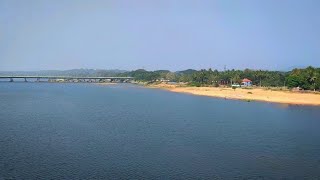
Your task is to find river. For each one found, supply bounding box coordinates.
[0,83,320,179]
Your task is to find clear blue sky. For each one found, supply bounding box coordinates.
[0,0,319,71]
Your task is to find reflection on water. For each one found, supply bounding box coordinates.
[0,83,320,179]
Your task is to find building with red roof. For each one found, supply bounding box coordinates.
[241,78,252,87]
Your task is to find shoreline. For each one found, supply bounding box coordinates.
[148,83,320,106]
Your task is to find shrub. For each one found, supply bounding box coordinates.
[188,82,201,87]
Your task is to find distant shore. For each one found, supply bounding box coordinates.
[148,83,320,106]
[95,82,117,85]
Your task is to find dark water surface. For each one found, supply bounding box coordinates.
[1,83,320,179]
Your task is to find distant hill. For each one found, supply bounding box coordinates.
[154,70,171,74]
[282,65,308,72]
[0,69,128,77]
[176,69,197,75]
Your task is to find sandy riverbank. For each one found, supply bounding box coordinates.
[149,83,320,106]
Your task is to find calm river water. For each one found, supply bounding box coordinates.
[0,83,320,179]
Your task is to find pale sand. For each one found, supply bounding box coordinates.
[149,84,320,106]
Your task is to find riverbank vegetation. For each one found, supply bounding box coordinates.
[119,66,320,91]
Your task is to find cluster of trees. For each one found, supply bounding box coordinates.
[286,66,320,91]
[119,66,320,91]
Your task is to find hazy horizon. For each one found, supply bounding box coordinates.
[1,0,320,71]
[0,65,316,73]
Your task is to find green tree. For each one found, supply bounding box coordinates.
[306,66,318,91]
[286,75,306,89]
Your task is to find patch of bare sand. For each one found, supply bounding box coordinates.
[149,84,320,106]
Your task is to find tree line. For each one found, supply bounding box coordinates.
[119,66,320,91]
[2,67,319,90]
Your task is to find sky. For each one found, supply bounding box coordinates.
[0,0,320,71]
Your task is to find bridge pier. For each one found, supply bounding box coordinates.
[10,78,13,82]
[24,78,27,82]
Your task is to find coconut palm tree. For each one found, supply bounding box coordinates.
[309,73,318,91]
[306,66,317,91]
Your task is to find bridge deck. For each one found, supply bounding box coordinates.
[0,76,133,79]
